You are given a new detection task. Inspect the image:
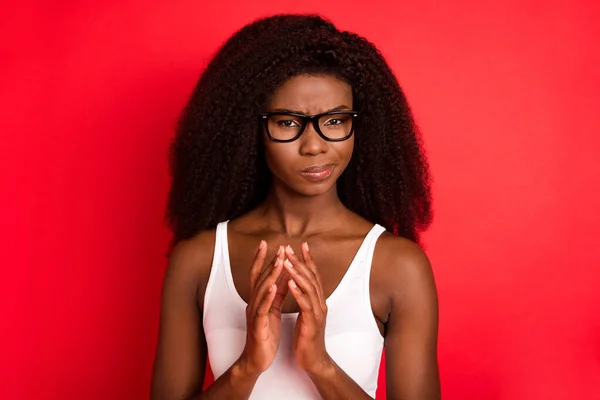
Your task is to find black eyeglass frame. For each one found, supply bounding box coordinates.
[259,111,359,143]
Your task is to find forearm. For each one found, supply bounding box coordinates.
[191,358,260,400]
[307,356,374,400]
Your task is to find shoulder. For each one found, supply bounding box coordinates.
[163,228,217,307]
[372,232,438,307]
[167,229,217,272]
[373,232,433,277]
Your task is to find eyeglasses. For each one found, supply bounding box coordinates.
[260,111,358,143]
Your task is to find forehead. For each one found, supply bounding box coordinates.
[267,74,352,113]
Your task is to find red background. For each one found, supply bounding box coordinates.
[2,1,599,399]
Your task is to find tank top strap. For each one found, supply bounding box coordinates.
[203,220,230,318]
[360,224,387,308]
[325,224,386,307]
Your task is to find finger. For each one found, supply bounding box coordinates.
[274,268,292,292]
[270,273,290,314]
[301,242,326,308]
[301,242,318,274]
[287,279,317,320]
[255,245,284,290]
[283,258,322,320]
[252,283,278,335]
[284,246,324,308]
[256,283,278,317]
[253,246,282,292]
[249,240,268,290]
[284,245,317,281]
[251,257,284,309]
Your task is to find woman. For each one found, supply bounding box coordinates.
[151,14,440,400]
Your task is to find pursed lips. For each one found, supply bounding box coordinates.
[299,164,335,181]
[300,164,335,173]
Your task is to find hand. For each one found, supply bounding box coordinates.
[238,242,288,375]
[283,243,332,375]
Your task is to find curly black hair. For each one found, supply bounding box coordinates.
[165,14,432,254]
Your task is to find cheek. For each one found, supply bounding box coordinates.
[337,138,355,165]
[347,137,355,156]
[264,142,296,174]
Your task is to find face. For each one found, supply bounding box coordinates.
[262,74,355,197]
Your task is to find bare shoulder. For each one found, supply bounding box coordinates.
[164,229,217,310]
[371,232,438,305]
[373,233,434,277]
[167,229,216,272]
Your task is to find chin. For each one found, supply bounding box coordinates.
[292,179,338,197]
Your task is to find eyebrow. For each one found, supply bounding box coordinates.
[270,105,351,115]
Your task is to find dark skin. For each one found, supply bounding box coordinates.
[151,75,440,399]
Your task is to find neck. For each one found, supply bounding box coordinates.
[257,182,347,237]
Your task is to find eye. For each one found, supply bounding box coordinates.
[276,119,301,128]
[323,115,349,127]
[325,118,343,126]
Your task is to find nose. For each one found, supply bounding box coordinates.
[299,122,328,156]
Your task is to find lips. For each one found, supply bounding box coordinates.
[302,164,333,173]
[299,164,335,181]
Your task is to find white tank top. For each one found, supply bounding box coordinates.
[203,221,386,399]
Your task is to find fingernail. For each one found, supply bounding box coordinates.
[259,240,266,249]
[277,246,282,256]
[289,279,297,288]
[303,242,309,252]
[274,258,281,267]
[285,259,293,269]
[286,245,294,255]
[269,284,275,293]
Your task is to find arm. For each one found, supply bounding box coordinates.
[305,357,374,400]
[283,239,440,400]
[309,242,441,400]
[151,236,287,400]
[150,235,260,400]
[382,239,440,400]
